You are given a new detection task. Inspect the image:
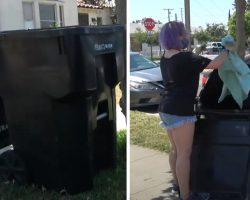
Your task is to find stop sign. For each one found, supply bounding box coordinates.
[144,18,155,31]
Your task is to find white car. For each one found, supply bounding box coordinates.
[206,42,224,54]
[130,52,164,108]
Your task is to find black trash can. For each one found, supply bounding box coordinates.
[191,70,250,199]
[0,25,125,194]
[0,97,11,152]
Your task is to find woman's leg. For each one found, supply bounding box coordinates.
[172,122,195,199]
[167,130,178,186]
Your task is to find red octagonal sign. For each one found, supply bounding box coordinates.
[144,18,155,31]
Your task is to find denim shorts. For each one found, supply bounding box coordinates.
[159,112,197,130]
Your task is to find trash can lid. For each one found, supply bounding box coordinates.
[0,25,125,40]
[198,70,250,111]
[196,107,250,117]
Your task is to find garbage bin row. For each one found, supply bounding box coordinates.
[0,25,125,194]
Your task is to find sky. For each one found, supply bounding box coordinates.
[129,0,235,29]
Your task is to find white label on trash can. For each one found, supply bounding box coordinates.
[94,43,113,51]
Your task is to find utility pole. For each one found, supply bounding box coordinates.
[184,0,191,50]
[175,13,178,21]
[180,8,184,22]
[163,8,174,22]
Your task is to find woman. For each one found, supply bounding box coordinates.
[158,21,227,200]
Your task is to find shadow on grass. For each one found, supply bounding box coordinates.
[130,105,159,114]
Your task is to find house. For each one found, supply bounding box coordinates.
[77,0,115,26]
[0,0,78,31]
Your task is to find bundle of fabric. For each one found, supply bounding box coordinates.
[218,35,250,109]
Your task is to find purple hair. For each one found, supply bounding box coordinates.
[159,21,186,50]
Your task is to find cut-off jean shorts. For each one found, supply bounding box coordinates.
[159,112,197,130]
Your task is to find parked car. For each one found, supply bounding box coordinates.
[205,42,224,54]
[130,52,164,108]
[130,52,216,108]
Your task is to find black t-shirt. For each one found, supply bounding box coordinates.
[158,52,211,116]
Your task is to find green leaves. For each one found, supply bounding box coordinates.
[193,23,227,44]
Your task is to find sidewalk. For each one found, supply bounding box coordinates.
[130,145,178,200]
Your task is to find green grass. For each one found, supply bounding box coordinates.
[130,110,170,153]
[0,130,126,200]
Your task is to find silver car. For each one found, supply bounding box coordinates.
[130,52,164,108]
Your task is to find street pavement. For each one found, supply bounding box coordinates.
[130,145,178,200]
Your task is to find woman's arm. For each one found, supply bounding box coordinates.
[205,51,228,69]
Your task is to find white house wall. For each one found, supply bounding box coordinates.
[100,8,112,25]
[0,0,24,31]
[64,0,78,26]
[0,0,78,31]
[78,7,112,25]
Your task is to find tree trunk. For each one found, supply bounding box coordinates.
[236,0,246,58]
[115,0,127,118]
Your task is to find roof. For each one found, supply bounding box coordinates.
[77,0,113,9]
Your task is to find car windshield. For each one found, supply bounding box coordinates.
[130,53,158,72]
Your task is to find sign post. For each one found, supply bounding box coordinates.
[144,18,156,60]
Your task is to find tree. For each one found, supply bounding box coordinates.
[228,11,250,37]
[228,12,237,37]
[236,0,246,58]
[192,27,210,44]
[132,28,147,51]
[131,29,160,51]
[192,23,227,44]
[205,23,227,41]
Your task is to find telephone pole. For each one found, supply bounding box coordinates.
[180,8,184,22]
[184,0,191,50]
[163,8,174,22]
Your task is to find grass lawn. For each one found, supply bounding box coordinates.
[0,130,126,200]
[130,110,170,153]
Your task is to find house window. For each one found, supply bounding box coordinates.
[97,17,102,25]
[78,13,89,26]
[23,2,35,29]
[39,4,56,28]
[59,5,64,27]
